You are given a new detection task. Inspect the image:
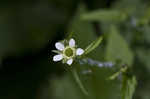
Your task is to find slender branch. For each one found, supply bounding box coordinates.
[72,69,89,96]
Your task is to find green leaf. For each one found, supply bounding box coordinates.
[122,76,137,99]
[108,66,127,80]
[66,32,74,40]
[84,36,103,55]
[81,10,127,22]
[105,25,133,66]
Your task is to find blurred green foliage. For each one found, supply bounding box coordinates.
[0,0,150,99]
[50,0,150,99]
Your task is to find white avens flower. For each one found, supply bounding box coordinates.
[53,38,84,65]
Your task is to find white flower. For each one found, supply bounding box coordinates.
[53,38,84,65]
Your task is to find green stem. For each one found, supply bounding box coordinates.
[72,69,89,96]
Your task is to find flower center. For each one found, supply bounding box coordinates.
[64,47,74,57]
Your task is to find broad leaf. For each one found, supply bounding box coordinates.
[105,25,133,66]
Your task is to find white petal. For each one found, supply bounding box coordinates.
[76,48,84,56]
[67,59,73,65]
[55,42,65,51]
[53,54,63,62]
[69,38,75,47]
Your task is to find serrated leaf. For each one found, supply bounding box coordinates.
[84,36,103,55]
[105,25,133,66]
[81,10,127,22]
